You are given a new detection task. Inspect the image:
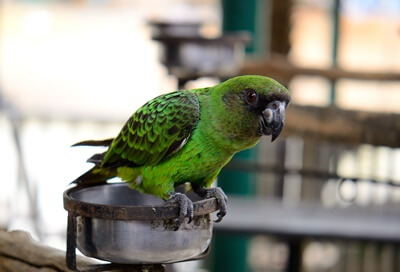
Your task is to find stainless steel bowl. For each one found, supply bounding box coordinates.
[64,183,217,264]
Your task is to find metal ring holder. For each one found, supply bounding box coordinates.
[64,183,217,271]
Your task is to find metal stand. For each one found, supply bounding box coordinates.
[149,21,250,89]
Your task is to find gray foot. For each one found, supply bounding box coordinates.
[167,192,194,230]
[192,186,228,222]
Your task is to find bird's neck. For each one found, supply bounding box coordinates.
[195,90,261,156]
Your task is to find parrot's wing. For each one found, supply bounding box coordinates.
[101,91,200,168]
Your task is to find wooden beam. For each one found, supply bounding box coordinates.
[283,104,400,148]
[241,55,400,82]
[0,230,97,272]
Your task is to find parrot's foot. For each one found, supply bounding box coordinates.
[192,186,228,222]
[167,192,194,230]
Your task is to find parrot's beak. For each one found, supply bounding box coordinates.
[259,101,286,142]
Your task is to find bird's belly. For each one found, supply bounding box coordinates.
[142,146,232,186]
[137,131,235,198]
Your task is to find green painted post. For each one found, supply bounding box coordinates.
[208,1,271,271]
[218,149,256,196]
[210,149,256,272]
[221,0,270,56]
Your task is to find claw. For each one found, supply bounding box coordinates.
[192,186,228,223]
[167,192,194,230]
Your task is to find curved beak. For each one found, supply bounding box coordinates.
[259,101,286,142]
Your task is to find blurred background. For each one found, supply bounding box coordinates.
[1,0,400,271]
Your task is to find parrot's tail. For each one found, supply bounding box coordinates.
[71,138,115,186]
[71,166,115,186]
[71,138,114,147]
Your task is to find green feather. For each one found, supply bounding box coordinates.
[101,90,200,168]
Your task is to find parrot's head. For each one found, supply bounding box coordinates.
[211,75,290,143]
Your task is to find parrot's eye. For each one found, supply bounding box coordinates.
[245,89,258,104]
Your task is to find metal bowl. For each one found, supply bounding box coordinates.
[63,183,217,264]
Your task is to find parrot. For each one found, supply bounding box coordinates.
[71,75,290,229]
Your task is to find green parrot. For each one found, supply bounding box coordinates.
[72,75,290,228]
